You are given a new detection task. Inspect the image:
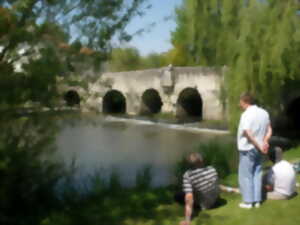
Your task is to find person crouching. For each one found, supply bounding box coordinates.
[264,147,297,200]
[177,152,219,225]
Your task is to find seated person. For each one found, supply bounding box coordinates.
[264,147,297,200]
[178,152,219,225]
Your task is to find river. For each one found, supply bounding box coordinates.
[52,112,231,187]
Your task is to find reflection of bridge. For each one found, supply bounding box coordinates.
[62,66,226,121]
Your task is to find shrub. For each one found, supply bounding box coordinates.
[0,115,64,225]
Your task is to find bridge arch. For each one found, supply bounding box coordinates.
[286,96,300,129]
[140,88,163,115]
[64,90,80,106]
[176,88,203,119]
[103,89,126,114]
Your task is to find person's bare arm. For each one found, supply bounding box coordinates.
[180,193,193,225]
[263,124,272,151]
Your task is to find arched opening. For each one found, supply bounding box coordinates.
[103,90,126,114]
[140,89,163,115]
[64,90,80,107]
[286,97,300,129]
[176,88,202,119]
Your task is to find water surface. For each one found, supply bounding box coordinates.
[55,113,231,186]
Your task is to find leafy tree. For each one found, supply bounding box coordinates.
[0,1,150,224]
[107,47,171,72]
[141,52,168,69]
[172,0,300,130]
[0,0,149,108]
[171,0,225,66]
[107,47,142,71]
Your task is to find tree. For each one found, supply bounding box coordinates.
[0,0,149,108]
[171,0,300,130]
[171,0,225,66]
[141,52,168,69]
[107,47,170,72]
[1,2,151,225]
[107,47,142,71]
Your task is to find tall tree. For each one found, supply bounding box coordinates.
[171,0,300,130]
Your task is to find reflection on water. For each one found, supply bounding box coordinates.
[55,113,231,186]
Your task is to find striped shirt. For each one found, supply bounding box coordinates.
[183,166,219,208]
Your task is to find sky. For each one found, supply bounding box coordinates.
[124,0,183,56]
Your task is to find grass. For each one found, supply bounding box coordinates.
[120,190,300,225]
[284,145,300,162]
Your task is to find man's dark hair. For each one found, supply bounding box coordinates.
[187,152,203,169]
[268,146,283,163]
[240,92,255,105]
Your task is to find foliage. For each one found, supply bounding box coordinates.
[42,167,172,225]
[171,0,300,130]
[107,47,143,71]
[0,114,64,225]
[106,47,169,72]
[135,165,152,190]
[141,52,169,69]
[0,0,149,109]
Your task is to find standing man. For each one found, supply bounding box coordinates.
[237,93,272,209]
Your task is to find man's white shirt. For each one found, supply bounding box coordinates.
[273,160,296,196]
[237,105,270,151]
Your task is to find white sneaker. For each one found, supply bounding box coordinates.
[254,202,261,208]
[239,203,253,209]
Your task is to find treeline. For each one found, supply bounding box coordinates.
[106,47,171,72]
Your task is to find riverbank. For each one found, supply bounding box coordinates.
[1,111,299,225]
[40,146,300,225]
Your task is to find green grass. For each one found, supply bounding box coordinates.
[118,189,300,225]
[284,145,300,162]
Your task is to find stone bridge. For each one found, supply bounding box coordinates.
[61,66,226,121]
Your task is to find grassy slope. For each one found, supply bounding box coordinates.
[122,147,300,225]
[122,190,300,225]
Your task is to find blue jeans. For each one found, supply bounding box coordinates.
[239,148,262,203]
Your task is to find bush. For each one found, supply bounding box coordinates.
[43,166,173,225]
[0,115,64,225]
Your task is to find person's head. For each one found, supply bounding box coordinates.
[187,152,204,169]
[268,146,283,164]
[239,92,255,110]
